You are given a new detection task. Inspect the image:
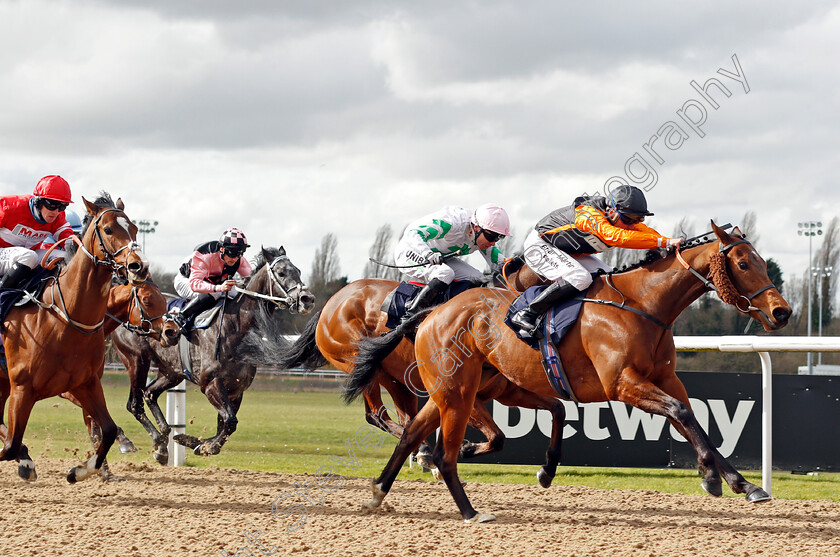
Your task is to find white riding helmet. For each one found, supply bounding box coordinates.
[471,203,511,236]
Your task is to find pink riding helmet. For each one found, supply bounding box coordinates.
[471,203,511,236]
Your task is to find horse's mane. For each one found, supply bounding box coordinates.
[65,192,117,263]
[244,246,285,287]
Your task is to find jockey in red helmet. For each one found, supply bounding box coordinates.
[0,175,75,290]
[393,203,510,322]
[173,228,253,328]
[510,185,681,337]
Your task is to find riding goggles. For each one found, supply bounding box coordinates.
[480,229,505,243]
[617,210,645,225]
[42,198,69,211]
[222,246,246,258]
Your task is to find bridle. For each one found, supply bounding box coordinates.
[676,237,777,319]
[237,256,309,313]
[106,284,174,337]
[34,207,144,333]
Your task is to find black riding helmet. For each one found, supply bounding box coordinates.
[609,185,655,217]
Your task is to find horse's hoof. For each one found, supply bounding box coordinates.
[195,443,221,456]
[119,440,137,454]
[415,451,434,469]
[18,463,37,482]
[431,467,442,481]
[701,479,723,497]
[66,469,78,484]
[363,479,387,509]
[746,488,772,503]
[465,512,496,523]
[173,434,201,450]
[537,467,554,488]
[153,449,169,466]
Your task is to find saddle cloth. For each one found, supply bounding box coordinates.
[504,285,585,400]
[382,280,475,330]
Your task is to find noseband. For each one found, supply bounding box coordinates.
[676,238,777,319]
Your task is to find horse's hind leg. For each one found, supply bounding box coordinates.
[66,378,118,483]
[459,400,506,459]
[365,400,441,511]
[495,386,566,488]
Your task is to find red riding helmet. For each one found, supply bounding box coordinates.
[33,175,73,203]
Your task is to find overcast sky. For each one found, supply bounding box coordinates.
[2,1,838,304]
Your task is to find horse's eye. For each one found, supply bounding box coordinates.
[738,261,748,270]
[104,226,113,234]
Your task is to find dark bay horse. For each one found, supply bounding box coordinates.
[274,260,549,462]
[0,194,148,482]
[60,277,180,479]
[111,246,314,464]
[349,223,792,521]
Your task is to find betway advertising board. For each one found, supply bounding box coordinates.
[464,371,840,471]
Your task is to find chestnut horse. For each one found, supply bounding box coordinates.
[59,278,180,479]
[349,223,792,522]
[0,193,148,482]
[273,258,549,463]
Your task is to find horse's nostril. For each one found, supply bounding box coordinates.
[773,307,792,322]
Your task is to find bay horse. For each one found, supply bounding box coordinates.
[348,223,792,521]
[273,258,549,464]
[59,277,180,479]
[0,193,148,482]
[111,246,314,464]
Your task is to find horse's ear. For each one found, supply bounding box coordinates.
[277,245,286,256]
[116,197,125,211]
[82,197,99,216]
[261,246,271,261]
[711,220,734,245]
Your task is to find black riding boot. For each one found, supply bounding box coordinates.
[510,279,580,337]
[0,263,33,291]
[174,293,217,329]
[401,278,448,324]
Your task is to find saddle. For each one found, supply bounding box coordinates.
[0,266,60,329]
[381,280,476,330]
[168,297,227,385]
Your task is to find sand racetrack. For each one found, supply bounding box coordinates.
[1,458,838,557]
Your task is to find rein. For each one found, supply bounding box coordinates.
[582,275,672,330]
[34,206,142,334]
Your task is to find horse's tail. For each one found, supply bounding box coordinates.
[275,311,328,370]
[342,309,431,404]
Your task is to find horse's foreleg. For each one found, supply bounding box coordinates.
[66,379,117,483]
[495,386,566,488]
[0,381,36,481]
[624,373,768,503]
[142,373,181,464]
[365,401,441,511]
[174,377,236,456]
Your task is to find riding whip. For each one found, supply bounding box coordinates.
[368,252,459,269]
